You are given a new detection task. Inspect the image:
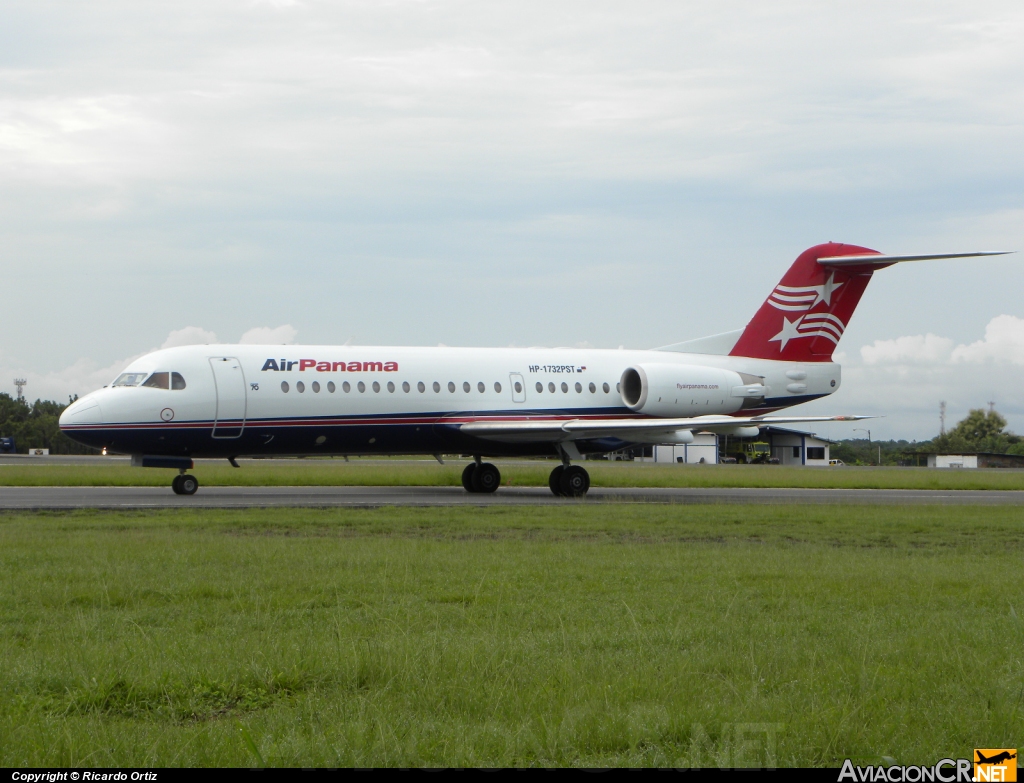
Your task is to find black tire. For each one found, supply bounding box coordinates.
[461,463,478,492]
[171,474,184,495]
[472,463,501,493]
[548,465,565,496]
[179,474,199,496]
[559,465,590,497]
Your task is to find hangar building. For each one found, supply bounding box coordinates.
[644,427,834,466]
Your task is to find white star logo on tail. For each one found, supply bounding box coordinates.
[768,272,843,312]
[769,317,804,350]
[769,312,847,351]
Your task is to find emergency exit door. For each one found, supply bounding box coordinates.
[210,357,247,438]
[509,373,526,403]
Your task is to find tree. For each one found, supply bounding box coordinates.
[0,393,98,454]
[932,408,1021,454]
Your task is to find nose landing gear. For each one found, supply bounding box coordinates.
[461,458,501,493]
[171,472,199,495]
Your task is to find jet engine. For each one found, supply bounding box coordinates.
[619,363,768,418]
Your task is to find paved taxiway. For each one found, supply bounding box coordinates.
[2,485,1023,509]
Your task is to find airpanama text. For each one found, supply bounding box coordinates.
[262,360,398,373]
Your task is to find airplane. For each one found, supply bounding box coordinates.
[975,751,1017,765]
[59,242,1009,496]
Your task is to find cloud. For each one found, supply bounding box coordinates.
[861,315,1024,366]
[860,334,955,365]
[160,326,218,349]
[950,315,1024,365]
[239,325,298,344]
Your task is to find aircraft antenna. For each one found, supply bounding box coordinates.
[13,378,26,402]
[939,401,946,435]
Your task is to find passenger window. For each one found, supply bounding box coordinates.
[172,372,187,390]
[463,381,470,393]
[418,381,426,393]
[142,372,169,389]
[561,382,568,393]
[588,382,595,393]
[603,382,610,393]
[312,381,321,393]
[495,382,502,393]
[402,381,410,392]
[328,381,336,393]
[297,381,305,393]
[536,382,543,393]
[616,382,621,393]
[513,381,521,393]
[433,381,441,393]
[343,381,351,393]
[548,382,555,393]
[575,382,582,393]
[357,381,366,393]
[477,381,485,393]
[372,381,381,393]
[448,382,456,393]
[387,381,395,393]
[281,381,290,393]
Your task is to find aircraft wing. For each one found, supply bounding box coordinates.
[458,414,871,443]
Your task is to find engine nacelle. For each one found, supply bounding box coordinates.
[620,363,767,418]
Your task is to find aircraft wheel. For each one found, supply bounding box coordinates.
[472,462,501,493]
[461,463,478,492]
[559,465,590,497]
[171,475,184,495]
[178,474,199,496]
[548,465,565,496]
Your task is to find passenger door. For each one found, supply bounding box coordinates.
[209,357,247,438]
[509,373,526,403]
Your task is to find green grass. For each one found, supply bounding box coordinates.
[1,504,1022,767]
[2,460,1024,489]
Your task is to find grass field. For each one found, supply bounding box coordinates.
[1,504,1022,767]
[2,459,1024,490]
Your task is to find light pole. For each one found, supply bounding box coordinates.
[853,428,877,465]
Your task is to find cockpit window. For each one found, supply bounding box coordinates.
[142,372,170,389]
[112,372,149,387]
[134,371,186,390]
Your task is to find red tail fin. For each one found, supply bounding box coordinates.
[729,242,880,362]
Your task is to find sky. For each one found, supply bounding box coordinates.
[2,0,1023,441]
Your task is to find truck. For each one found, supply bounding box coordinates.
[723,439,778,464]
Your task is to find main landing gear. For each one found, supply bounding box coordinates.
[462,458,501,493]
[548,464,590,497]
[549,445,590,497]
[171,472,199,496]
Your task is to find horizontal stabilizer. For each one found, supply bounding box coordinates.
[459,414,872,444]
[819,251,1012,267]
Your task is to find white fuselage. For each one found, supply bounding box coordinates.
[59,344,840,459]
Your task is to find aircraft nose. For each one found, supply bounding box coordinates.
[60,396,103,427]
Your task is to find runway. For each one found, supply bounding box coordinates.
[2,485,1023,509]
